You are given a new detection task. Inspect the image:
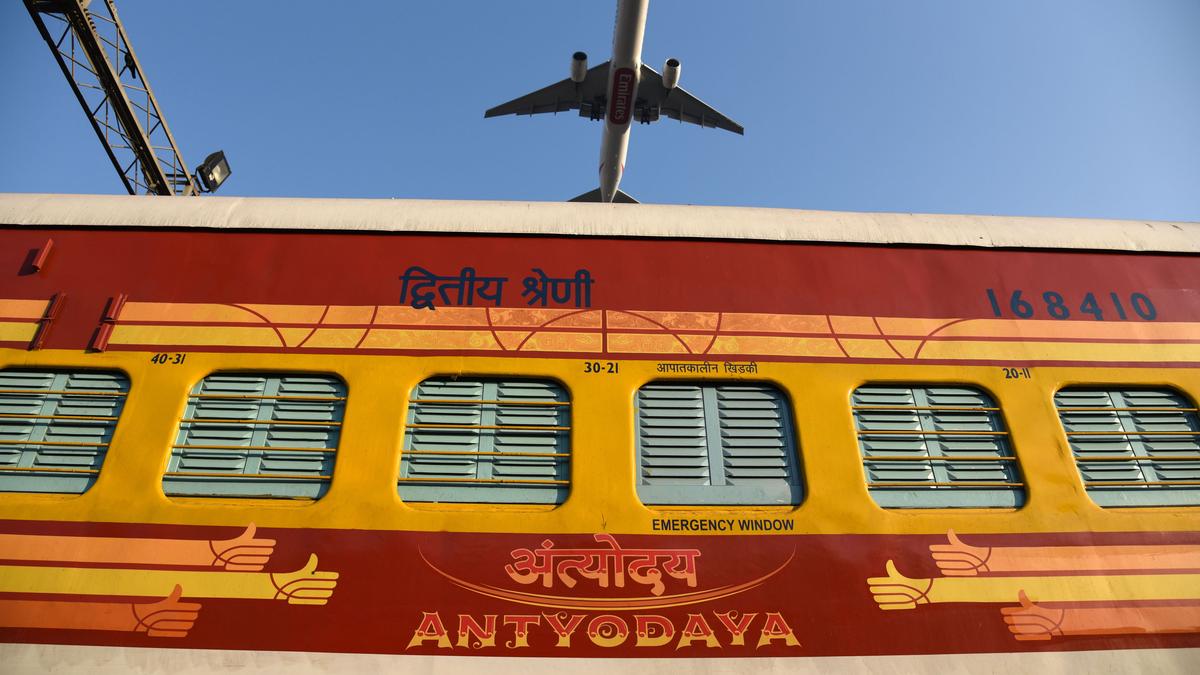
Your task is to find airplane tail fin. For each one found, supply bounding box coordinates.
[569,188,639,204]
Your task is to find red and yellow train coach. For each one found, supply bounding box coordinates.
[0,193,1198,672]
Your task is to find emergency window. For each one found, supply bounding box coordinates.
[635,382,802,505]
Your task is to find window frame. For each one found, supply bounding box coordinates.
[1054,385,1200,508]
[163,371,347,501]
[0,368,130,496]
[398,376,572,505]
[852,382,1026,509]
[634,380,803,507]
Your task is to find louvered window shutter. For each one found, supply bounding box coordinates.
[635,382,801,505]
[853,385,1024,508]
[399,378,570,504]
[164,373,345,499]
[0,369,128,494]
[1055,388,1200,507]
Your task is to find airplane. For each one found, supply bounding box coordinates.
[485,0,743,203]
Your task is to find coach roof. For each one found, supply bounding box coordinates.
[1,193,1197,253]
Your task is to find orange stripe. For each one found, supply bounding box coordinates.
[930,530,1200,576]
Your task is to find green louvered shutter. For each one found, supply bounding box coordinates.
[636,382,801,505]
[0,370,128,494]
[165,374,344,499]
[1055,388,1200,507]
[399,378,569,504]
[853,385,1023,508]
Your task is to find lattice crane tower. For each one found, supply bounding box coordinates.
[23,0,228,196]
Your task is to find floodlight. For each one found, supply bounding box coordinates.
[195,150,231,193]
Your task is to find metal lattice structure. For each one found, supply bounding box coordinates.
[24,0,197,196]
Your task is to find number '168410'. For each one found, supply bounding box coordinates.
[985,289,1156,321]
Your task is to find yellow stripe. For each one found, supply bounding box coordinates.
[0,554,336,604]
[0,323,37,343]
[111,325,283,348]
[918,340,1200,363]
[95,303,1200,366]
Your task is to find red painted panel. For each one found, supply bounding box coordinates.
[0,228,1197,352]
[0,520,1198,658]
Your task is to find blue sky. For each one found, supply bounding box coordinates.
[2,1,1198,220]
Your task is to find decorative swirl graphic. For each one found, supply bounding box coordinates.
[423,546,792,611]
[132,585,203,638]
[999,591,1068,641]
[866,560,934,610]
[928,531,993,576]
[270,554,340,605]
[210,524,277,571]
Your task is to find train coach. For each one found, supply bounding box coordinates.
[0,193,1198,672]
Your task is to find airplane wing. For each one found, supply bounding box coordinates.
[637,64,744,135]
[485,61,612,118]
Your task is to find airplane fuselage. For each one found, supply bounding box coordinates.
[599,0,649,202]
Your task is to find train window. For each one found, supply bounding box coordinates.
[852,385,1024,508]
[1055,387,1200,507]
[399,378,570,504]
[164,373,346,500]
[635,382,802,505]
[0,369,128,495]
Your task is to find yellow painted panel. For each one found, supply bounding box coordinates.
[301,329,368,349]
[606,311,665,330]
[120,303,263,324]
[708,335,846,358]
[0,554,337,604]
[358,329,501,351]
[0,323,37,342]
[621,311,718,331]
[875,317,961,337]
[1,347,1197,539]
[889,339,923,359]
[917,340,1200,363]
[373,306,487,327]
[607,333,689,354]
[491,330,532,350]
[109,325,282,348]
[829,316,880,335]
[0,299,49,320]
[677,334,717,354]
[519,332,603,352]
[719,313,830,334]
[322,305,377,324]
[535,311,602,329]
[483,308,598,328]
[839,339,901,359]
[239,304,327,325]
[278,328,315,347]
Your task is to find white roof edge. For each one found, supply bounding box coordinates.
[1,192,1198,253]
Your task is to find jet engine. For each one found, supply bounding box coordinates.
[570,52,588,83]
[662,58,681,90]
